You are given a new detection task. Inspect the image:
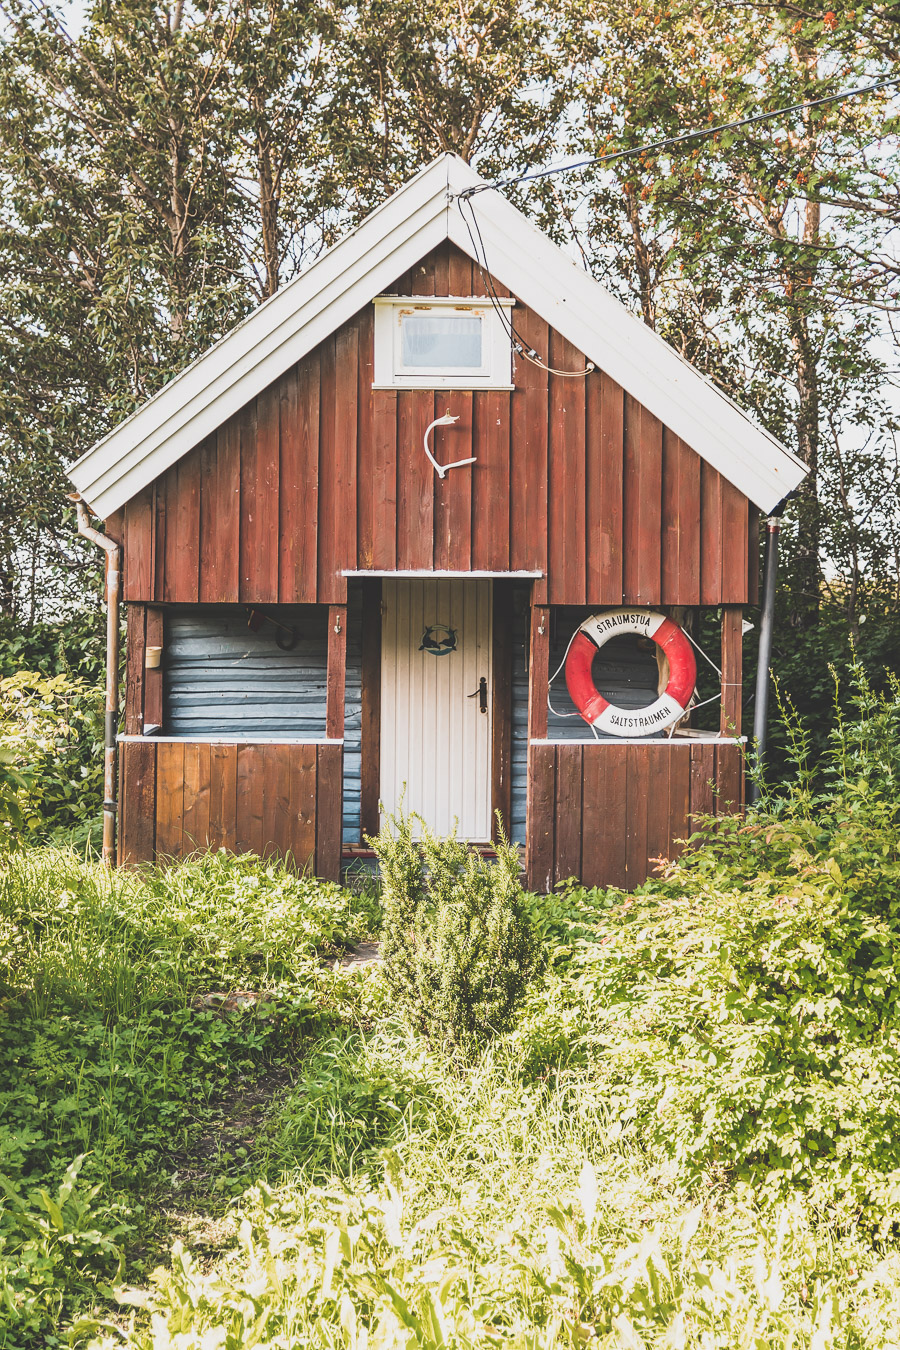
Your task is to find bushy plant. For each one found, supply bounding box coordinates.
[0,671,104,848]
[372,813,537,1056]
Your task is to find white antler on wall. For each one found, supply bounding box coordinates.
[423,412,477,478]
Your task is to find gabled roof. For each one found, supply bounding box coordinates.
[68,154,806,518]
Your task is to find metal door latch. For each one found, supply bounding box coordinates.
[468,676,488,713]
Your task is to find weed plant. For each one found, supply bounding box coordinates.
[7,663,900,1345]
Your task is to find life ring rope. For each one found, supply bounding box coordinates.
[561,609,698,738]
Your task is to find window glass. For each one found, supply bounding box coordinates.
[399,312,483,370]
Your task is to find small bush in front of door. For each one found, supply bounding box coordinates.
[371,813,537,1057]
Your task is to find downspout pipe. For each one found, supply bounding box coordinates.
[68,494,121,866]
[749,512,783,806]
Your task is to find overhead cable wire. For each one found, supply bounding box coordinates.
[455,76,900,200]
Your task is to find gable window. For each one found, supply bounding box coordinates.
[373,296,514,389]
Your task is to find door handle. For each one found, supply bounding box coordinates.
[468,676,488,714]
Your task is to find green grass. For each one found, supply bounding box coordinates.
[3,664,900,1345]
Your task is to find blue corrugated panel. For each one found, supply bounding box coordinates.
[164,606,327,737]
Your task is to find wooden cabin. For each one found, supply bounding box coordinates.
[68,155,806,891]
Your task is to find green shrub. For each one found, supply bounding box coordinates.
[372,813,537,1056]
[0,671,103,849]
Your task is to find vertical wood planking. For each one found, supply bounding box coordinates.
[214,414,241,602]
[716,742,744,814]
[720,477,748,602]
[198,435,219,603]
[528,603,550,741]
[315,744,342,880]
[238,399,260,603]
[294,352,321,601]
[472,390,510,570]
[155,742,185,857]
[326,604,347,740]
[601,744,629,888]
[644,746,672,874]
[182,742,211,853]
[661,432,701,605]
[668,747,692,861]
[144,608,164,729]
[123,606,146,735]
[396,391,434,570]
[511,307,549,574]
[700,461,723,605]
[548,331,587,604]
[625,744,650,886]
[270,744,294,857]
[124,488,154,600]
[554,746,583,882]
[720,607,744,735]
[433,391,472,570]
[254,383,281,603]
[526,743,556,892]
[690,743,716,823]
[208,745,236,849]
[292,743,318,870]
[316,336,337,597]
[360,580,382,838]
[623,396,663,605]
[371,389,398,570]
[119,741,156,864]
[331,322,359,590]
[356,306,376,568]
[587,371,624,603]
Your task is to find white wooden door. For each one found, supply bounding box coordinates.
[380,579,493,841]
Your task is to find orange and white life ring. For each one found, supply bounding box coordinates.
[564,609,697,737]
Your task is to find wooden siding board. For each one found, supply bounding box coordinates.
[208,744,236,849]
[526,742,555,893]
[600,744,628,889]
[316,336,338,598]
[716,742,744,815]
[554,746,583,882]
[315,744,342,880]
[296,351,321,601]
[254,383,281,603]
[720,607,744,736]
[371,389,398,570]
[271,744,293,856]
[292,742,318,870]
[668,747,692,862]
[124,606,145,736]
[238,399,260,603]
[332,322,359,590]
[397,390,435,571]
[528,604,549,742]
[155,742,185,857]
[587,371,623,603]
[623,396,663,605]
[700,461,724,605]
[120,740,156,864]
[721,476,749,602]
[645,746,672,876]
[356,305,376,569]
[182,741,211,853]
[327,604,348,740]
[548,331,587,605]
[144,608,164,730]
[472,390,510,571]
[625,743,650,887]
[690,743,716,825]
[214,415,241,602]
[512,308,549,574]
[198,435,219,604]
[124,488,153,601]
[433,391,473,571]
[662,432,701,605]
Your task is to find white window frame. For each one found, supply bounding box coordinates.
[373,296,514,389]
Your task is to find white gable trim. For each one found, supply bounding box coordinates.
[68,154,806,518]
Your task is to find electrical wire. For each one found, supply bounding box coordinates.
[456,76,900,200]
[457,193,595,378]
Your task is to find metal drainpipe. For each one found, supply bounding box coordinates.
[749,515,782,805]
[69,494,121,865]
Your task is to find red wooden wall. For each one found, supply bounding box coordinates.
[526,741,744,892]
[114,242,756,608]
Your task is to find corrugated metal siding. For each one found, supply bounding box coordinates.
[164,606,327,737]
[164,600,363,846]
[343,588,362,845]
[509,602,664,844]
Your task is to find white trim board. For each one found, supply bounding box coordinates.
[68,154,807,518]
[117,735,345,746]
[341,568,543,578]
[531,735,747,747]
